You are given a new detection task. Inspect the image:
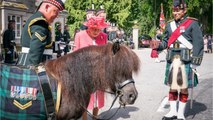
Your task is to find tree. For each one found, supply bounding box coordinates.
[64,0,212,38]
[65,0,132,37]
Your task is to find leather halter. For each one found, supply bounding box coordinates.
[117,79,135,90]
[87,78,136,120]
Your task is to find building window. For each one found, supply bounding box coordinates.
[8,15,22,39]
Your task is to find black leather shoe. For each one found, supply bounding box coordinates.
[162,116,177,120]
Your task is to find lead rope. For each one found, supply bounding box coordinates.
[83,92,122,120]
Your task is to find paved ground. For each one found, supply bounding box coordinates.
[86,48,213,120]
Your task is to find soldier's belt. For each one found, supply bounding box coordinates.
[22,47,53,55]
[166,48,191,63]
[170,43,187,49]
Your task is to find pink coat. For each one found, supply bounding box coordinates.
[73,30,107,109]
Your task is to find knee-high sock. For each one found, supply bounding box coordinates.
[165,101,177,117]
[165,91,178,117]
[178,93,188,120]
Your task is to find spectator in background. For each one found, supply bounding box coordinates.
[96,8,106,19]
[54,24,63,57]
[153,28,162,63]
[203,35,208,53]
[63,25,71,55]
[22,20,26,28]
[112,30,125,44]
[73,16,108,120]
[96,5,107,34]
[73,28,80,40]
[207,35,212,53]
[80,7,96,30]
[107,23,118,41]
[3,19,16,64]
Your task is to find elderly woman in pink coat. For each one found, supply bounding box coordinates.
[73,16,108,120]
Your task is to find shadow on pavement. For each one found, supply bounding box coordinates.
[185,100,207,119]
[98,106,139,120]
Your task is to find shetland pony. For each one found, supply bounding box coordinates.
[45,42,140,119]
[0,42,140,120]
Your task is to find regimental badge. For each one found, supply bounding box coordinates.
[10,86,38,100]
[180,26,185,33]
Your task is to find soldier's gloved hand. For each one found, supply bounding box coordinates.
[7,50,12,54]
[190,64,198,69]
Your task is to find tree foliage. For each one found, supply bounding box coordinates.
[65,0,212,38]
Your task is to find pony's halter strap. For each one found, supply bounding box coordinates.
[117,79,135,90]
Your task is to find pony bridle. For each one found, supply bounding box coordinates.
[116,79,135,105]
[84,79,135,120]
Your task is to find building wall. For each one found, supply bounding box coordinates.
[0,0,67,49]
[0,0,30,46]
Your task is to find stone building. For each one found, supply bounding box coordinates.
[0,0,68,50]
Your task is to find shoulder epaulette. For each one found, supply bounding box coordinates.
[28,17,48,38]
[187,17,198,21]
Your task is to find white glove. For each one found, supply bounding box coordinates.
[7,51,11,54]
[190,64,199,69]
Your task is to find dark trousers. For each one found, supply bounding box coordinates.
[4,49,15,63]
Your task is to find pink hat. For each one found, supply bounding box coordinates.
[83,16,109,29]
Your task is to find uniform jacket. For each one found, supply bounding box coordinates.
[63,30,71,44]
[63,30,71,52]
[3,29,15,49]
[3,29,16,63]
[73,30,107,51]
[17,11,52,66]
[157,15,204,65]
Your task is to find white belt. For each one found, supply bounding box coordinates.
[21,47,30,53]
[43,49,53,55]
[170,21,193,49]
[21,47,53,55]
[55,41,61,44]
[170,44,187,48]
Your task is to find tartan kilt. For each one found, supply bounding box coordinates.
[164,62,198,88]
[0,64,57,120]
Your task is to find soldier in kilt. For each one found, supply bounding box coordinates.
[150,0,204,120]
[17,0,65,67]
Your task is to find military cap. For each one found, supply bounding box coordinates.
[42,0,65,11]
[96,5,105,16]
[86,3,95,14]
[173,0,186,9]
[86,9,95,14]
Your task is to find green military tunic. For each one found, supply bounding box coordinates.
[63,29,71,53]
[3,28,16,63]
[157,15,204,88]
[17,11,52,66]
